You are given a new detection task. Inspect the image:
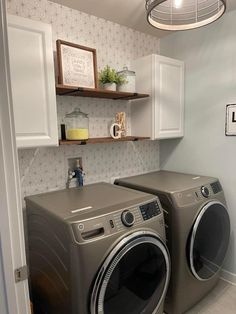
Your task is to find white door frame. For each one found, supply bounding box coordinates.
[0,0,30,313]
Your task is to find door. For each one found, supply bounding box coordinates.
[7,15,58,148]
[91,231,170,314]
[0,2,30,314]
[189,201,230,281]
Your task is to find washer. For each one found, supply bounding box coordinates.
[115,171,231,314]
[25,182,170,314]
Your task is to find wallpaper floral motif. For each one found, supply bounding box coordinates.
[7,0,160,204]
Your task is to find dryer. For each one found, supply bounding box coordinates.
[25,182,170,314]
[115,171,231,314]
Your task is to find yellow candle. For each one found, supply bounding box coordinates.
[66,128,89,140]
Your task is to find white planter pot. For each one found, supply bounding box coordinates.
[103,83,116,91]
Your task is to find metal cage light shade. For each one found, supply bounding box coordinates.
[146,0,226,31]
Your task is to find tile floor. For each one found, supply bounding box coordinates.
[186,280,236,313]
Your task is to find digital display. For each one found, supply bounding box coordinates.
[140,201,161,220]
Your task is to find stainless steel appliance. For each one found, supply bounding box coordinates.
[116,171,230,314]
[26,182,170,314]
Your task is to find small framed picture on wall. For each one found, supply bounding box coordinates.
[56,40,98,88]
[225,104,236,136]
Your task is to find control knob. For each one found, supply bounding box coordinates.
[201,186,210,198]
[121,210,135,227]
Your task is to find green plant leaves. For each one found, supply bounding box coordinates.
[99,65,128,85]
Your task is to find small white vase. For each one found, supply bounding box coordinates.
[103,83,116,91]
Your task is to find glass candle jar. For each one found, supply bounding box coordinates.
[65,108,89,140]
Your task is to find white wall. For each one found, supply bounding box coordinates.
[0,238,8,314]
[160,10,236,276]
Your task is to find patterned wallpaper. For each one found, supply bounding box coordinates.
[7,0,160,204]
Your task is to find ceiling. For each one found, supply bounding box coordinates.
[51,0,236,38]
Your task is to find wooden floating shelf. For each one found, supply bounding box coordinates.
[59,136,150,145]
[56,84,149,100]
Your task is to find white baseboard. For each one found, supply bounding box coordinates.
[220,268,236,286]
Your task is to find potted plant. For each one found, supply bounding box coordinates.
[99,65,117,91]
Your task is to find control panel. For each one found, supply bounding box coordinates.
[140,201,161,221]
[73,199,162,242]
[174,182,222,207]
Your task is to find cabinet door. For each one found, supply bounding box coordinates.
[154,55,184,139]
[7,15,58,148]
[130,55,154,139]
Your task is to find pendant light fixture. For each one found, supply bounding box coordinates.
[146,0,226,31]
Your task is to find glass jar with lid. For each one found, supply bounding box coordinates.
[65,108,89,140]
[117,66,136,93]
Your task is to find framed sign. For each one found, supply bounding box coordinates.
[56,40,98,88]
[225,104,236,136]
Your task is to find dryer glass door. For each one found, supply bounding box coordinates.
[91,231,170,314]
[189,201,230,281]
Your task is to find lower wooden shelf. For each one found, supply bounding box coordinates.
[59,136,150,145]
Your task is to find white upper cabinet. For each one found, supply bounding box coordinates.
[131,54,184,140]
[7,15,58,148]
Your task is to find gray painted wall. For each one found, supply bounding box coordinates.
[0,237,8,314]
[160,10,236,275]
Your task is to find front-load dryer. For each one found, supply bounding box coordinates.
[25,182,170,314]
[115,171,231,314]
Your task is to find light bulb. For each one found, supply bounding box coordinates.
[174,0,183,9]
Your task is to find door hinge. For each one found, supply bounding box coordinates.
[14,265,28,283]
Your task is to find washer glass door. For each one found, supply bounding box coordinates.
[189,201,230,280]
[91,232,170,314]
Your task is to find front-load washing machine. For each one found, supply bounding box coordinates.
[115,171,231,314]
[26,182,170,314]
